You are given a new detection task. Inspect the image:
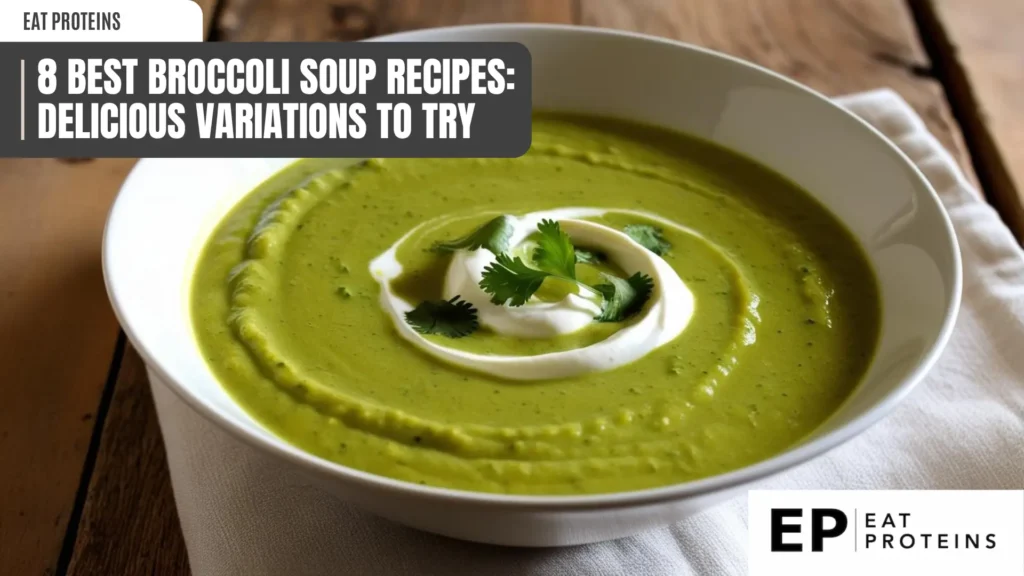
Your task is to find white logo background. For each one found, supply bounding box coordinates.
[749,490,1024,575]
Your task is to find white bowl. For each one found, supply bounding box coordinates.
[103,24,961,547]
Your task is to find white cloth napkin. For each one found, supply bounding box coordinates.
[152,89,1024,576]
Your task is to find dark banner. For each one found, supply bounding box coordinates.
[0,41,532,158]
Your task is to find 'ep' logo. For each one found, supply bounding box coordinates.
[771,508,848,552]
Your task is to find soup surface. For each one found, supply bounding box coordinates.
[191,113,879,495]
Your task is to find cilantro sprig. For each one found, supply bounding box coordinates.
[624,224,671,256]
[404,296,479,338]
[532,219,578,279]
[479,253,553,307]
[593,272,655,323]
[433,215,515,255]
[574,248,606,264]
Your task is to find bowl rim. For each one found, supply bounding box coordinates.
[103,23,963,510]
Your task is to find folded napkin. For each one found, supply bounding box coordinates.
[153,89,1024,575]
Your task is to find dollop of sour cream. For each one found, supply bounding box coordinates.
[370,209,694,380]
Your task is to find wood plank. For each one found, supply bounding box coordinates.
[193,0,222,38]
[65,348,190,576]
[0,158,133,576]
[69,1,981,574]
[215,0,573,41]
[916,0,1024,240]
[579,0,975,180]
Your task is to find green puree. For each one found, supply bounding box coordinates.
[191,113,880,495]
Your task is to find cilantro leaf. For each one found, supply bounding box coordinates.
[532,219,577,279]
[480,253,552,307]
[404,296,479,338]
[433,215,515,255]
[593,272,655,322]
[575,248,606,264]
[624,224,671,256]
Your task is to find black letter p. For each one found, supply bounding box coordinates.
[811,508,848,552]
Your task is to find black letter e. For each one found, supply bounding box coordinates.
[771,508,802,552]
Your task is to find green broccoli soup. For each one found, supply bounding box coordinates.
[191,113,880,495]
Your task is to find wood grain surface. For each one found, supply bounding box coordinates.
[193,0,222,37]
[215,0,573,41]
[0,158,134,576]
[64,348,190,576]
[45,0,1013,574]
[583,0,977,177]
[918,0,1024,240]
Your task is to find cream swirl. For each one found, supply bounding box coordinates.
[370,208,694,381]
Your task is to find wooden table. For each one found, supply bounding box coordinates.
[2,1,1020,574]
